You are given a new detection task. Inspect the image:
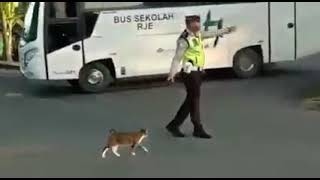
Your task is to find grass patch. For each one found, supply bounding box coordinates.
[302,85,320,111]
[303,97,320,111]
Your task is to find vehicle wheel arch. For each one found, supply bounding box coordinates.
[232,45,263,63]
[82,58,116,79]
[232,45,264,78]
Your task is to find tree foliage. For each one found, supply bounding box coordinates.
[0,2,28,62]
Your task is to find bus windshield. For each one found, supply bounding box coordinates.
[23,2,39,42]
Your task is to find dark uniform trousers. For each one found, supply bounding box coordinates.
[169,71,203,130]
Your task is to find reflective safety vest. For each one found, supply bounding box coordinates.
[183,33,205,68]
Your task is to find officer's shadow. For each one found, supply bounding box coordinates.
[147,122,216,159]
[202,66,302,82]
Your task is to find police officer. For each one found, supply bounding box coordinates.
[166,15,235,139]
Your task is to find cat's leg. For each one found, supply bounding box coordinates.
[131,144,137,156]
[102,146,109,158]
[139,144,149,153]
[111,146,120,157]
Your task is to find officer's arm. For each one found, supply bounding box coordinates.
[201,26,236,40]
[168,38,188,78]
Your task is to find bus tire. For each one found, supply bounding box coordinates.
[78,62,114,93]
[233,48,262,78]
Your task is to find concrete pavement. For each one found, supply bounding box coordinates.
[0,56,320,177]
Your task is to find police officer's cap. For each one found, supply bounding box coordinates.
[185,15,200,24]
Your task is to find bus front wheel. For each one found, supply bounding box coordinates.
[78,62,114,93]
[233,48,262,78]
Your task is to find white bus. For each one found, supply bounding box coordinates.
[19,2,320,92]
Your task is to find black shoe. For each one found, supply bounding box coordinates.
[193,128,212,139]
[166,125,185,138]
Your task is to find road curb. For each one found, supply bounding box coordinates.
[0,64,19,71]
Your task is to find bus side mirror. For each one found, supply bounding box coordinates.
[15,31,24,39]
[15,31,28,48]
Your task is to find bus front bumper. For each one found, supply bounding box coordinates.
[19,49,47,80]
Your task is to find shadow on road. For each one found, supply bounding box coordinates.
[0,61,312,99]
[27,84,86,99]
[23,66,308,99]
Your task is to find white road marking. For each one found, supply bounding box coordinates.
[5,92,23,97]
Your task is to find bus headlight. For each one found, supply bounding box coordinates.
[24,48,38,67]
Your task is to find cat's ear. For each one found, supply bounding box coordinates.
[140,129,147,134]
[109,129,116,134]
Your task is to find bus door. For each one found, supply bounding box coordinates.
[270,2,296,62]
[45,2,84,80]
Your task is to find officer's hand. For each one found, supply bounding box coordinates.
[226,26,236,34]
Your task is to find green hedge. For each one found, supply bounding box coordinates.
[0,34,3,59]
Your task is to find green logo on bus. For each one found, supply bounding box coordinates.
[203,10,223,47]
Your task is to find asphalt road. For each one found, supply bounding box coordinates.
[1,56,320,177]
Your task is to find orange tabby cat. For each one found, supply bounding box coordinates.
[102,129,149,158]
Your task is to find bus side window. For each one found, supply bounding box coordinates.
[84,12,99,38]
[47,2,80,53]
[50,2,77,19]
[48,23,80,53]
